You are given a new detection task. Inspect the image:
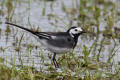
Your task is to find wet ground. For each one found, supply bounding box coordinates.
[0,0,120,78]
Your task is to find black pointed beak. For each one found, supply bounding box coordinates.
[81,31,86,34]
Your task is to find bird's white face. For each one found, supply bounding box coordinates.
[69,27,83,36]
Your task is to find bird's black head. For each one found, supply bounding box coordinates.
[67,26,85,37]
[67,26,85,48]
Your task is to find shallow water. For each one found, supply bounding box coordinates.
[0,0,120,72]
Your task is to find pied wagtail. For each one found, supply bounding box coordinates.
[5,22,85,68]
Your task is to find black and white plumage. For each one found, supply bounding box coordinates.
[5,22,85,68]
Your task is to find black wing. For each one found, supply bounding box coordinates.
[45,32,75,48]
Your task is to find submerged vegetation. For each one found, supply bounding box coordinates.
[0,0,120,79]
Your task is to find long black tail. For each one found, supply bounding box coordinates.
[5,22,36,35]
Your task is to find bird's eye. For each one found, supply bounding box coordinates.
[74,29,78,31]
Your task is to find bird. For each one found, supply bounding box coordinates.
[5,22,85,68]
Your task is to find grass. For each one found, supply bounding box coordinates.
[0,0,120,79]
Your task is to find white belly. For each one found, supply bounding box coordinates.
[39,39,72,54]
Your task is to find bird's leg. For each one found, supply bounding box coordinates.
[52,53,59,68]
